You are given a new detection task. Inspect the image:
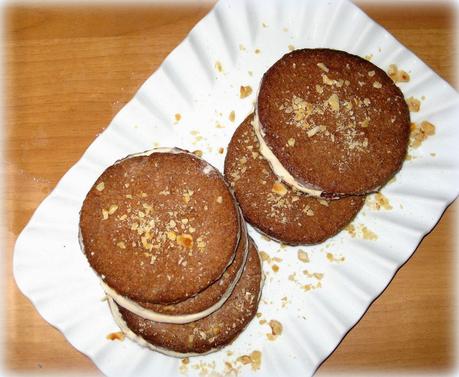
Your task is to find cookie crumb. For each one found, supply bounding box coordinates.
[410,121,435,148]
[272,182,288,196]
[266,319,283,340]
[174,113,182,123]
[214,61,223,73]
[326,252,345,263]
[406,97,421,112]
[106,332,125,341]
[240,85,253,99]
[387,64,410,83]
[297,249,309,263]
[360,225,378,240]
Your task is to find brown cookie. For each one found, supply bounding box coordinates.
[80,149,240,305]
[109,238,262,356]
[257,48,410,197]
[225,114,365,245]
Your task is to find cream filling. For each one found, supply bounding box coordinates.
[252,111,324,197]
[102,219,249,324]
[106,246,264,358]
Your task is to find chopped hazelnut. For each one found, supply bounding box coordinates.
[406,97,421,112]
[96,182,105,191]
[272,182,288,196]
[297,249,309,263]
[240,85,253,98]
[177,234,193,248]
[108,205,118,215]
[317,62,329,72]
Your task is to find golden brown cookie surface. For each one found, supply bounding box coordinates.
[80,150,239,304]
[257,48,410,196]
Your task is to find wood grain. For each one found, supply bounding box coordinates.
[3,1,457,375]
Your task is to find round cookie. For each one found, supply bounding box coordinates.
[103,214,249,323]
[256,48,410,197]
[109,239,262,356]
[225,114,365,245]
[80,149,240,304]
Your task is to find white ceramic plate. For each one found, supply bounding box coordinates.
[13,0,459,376]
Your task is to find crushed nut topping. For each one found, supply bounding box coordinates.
[108,205,118,215]
[96,182,105,191]
[272,182,288,196]
[327,94,340,112]
[177,234,193,248]
[317,62,329,72]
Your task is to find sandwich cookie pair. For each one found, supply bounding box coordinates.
[225,48,410,245]
[80,149,263,355]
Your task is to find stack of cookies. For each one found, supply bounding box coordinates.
[225,48,410,244]
[79,149,263,356]
[79,48,411,358]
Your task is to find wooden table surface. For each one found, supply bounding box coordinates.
[3,1,457,375]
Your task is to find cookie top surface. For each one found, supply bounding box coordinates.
[137,218,248,316]
[225,115,365,245]
[80,150,239,304]
[257,48,410,196]
[114,239,262,355]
